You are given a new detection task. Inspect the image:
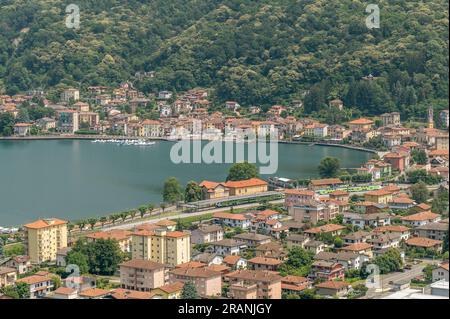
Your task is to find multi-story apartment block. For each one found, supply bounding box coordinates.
[57,110,79,134]
[119,259,166,292]
[61,88,80,102]
[168,268,222,298]
[226,270,282,299]
[23,218,68,264]
[191,224,224,244]
[131,229,190,267]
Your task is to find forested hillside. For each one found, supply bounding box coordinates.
[0,0,448,117]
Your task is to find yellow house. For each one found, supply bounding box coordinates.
[24,218,68,264]
[150,281,184,299]
[224,178,268,196]
[364,190,393,204]
[199,181,229,199]
[131,229,190,267]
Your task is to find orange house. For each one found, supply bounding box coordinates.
[224,178,268,196]
[383,153,409,172]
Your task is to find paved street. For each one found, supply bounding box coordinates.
[365,260,440,299]
[98,199,284,231]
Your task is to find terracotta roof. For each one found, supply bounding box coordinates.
[439,262,449,272]
[111,289,154,299]
[213,212,248,221]
[206,264,231,272]
[305,224,346,234]
[284,189,315,196]
[257,209,280,217]
[86,230,132,241]
[79,288,110,298]
[142,119,160,125]
[340,243,372,251]
[199,180,225,189]
[155,281,184,294]
[165,231,190,238]
[315,280,350,290]
[415,203,431,210]
[23,218,67,229]
[131,230,155,237]
[17,275,52,285]
[224,178,268,188]
[406,237,443,248]
[155,219,177,227]
[401,211,440,222]
[54,287,77,295]
[120,259,165,270]
[170,267,221,278]
[226,270,282,283]
[390,197,415,204]
[223,255,243,265]
[282,275,309,284]
[374,225,410,233]
[349,118,374,125]
[248,257,282,266]
[365,189,393,197]
[175,261,206,269]
[382,185,401,193]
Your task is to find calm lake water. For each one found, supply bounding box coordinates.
[0,140,372,226]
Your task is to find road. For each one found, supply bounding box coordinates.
[365,260,440,299]
[95,199,284,231]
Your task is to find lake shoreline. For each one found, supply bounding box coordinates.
[0,135,378,154]
[0,138,375,227]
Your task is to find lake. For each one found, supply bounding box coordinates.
[0,140,373,226]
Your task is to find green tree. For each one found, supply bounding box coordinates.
[0,113,15,136]
[185,181,203,202]
[371,248,403,274]
[87,218,98,230]
[318,157,340,178]
[279,247,314,277]
[70,238,124,275]
[138,206,147,218]
[181,281,199,299]
[66,251,89,274]
[163,177,183,203]
[410,181,429,203]
[0,282,30,299]
[411,149,428,165]
[226,162,259,181]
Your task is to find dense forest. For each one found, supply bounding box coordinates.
[0,0,448,117]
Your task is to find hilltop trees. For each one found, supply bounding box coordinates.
[1,1,446,116]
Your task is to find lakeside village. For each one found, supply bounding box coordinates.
[0,82,449,300]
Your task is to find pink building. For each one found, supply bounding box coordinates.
[169,268,222,297]
[119,259,166,292]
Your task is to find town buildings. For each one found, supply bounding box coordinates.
[23,218,68,264]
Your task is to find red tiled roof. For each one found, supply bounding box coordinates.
[401,211,440,222]
[224,178,267,188]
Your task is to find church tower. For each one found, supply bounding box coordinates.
[428,106,434,129]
